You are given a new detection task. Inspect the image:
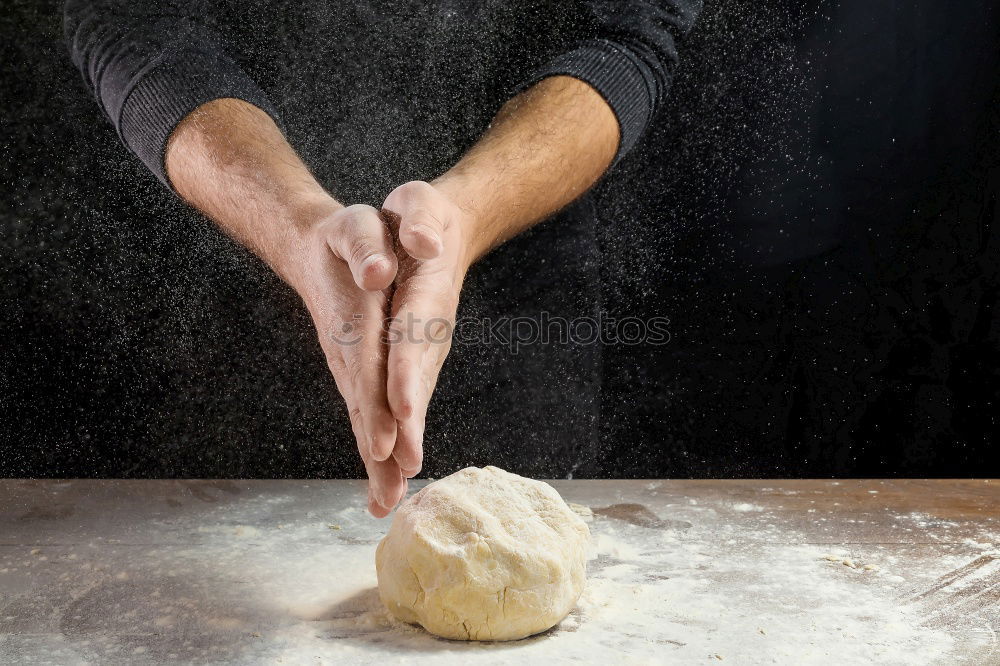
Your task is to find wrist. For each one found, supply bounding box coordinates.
[266,191,343,290]
[431,171,491,271]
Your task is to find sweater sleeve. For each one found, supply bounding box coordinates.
[522,0,701,163]
[64,0,279,187]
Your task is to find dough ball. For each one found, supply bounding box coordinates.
[375,466,590,641]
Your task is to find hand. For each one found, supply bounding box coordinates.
[282,201,409,517]
[380,181,475,479]
[164,78,618,517]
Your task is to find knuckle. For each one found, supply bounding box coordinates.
[342,202,377,218]
[333,204,375,233]
[345,355,367,386]
[407,207,436,228]
[323,347,345,372]
[387,180,433,209]
[391,354,415,373]
[346,408,365,440]
[348,238,377,267]
[399,180,433,199]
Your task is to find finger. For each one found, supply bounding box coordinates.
[366,452,406,512]
[395,414,424,477]
[387,353,417,421]
[393,335,450,476]
[388,289,454,415]
[325,204,397,291]
[399,208,444,260]
[370,477,408,516]
[357,367,397,464]
[313,279,400,514]
[347,402,405,515]
[343,347,397,463]
[386,285,454,474]
[341,296,398,463]
[387,352,425,475]
[312,257,397,462]
[337,375,400,515]
[368,493,391,518]
[306,243,402,517]
[382,181,446,260]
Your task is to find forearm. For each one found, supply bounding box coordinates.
[430,0,700,269]
[167,97,405,512]
[165,98,337,287]
[433,75,619,267]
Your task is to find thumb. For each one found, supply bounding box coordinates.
[325,204,398,291]
[382,181,447,260]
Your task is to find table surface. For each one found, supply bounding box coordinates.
[0,478,997,665]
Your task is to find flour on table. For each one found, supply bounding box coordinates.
[123,486,977,665]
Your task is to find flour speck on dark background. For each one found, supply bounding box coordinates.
[2,1,997,479]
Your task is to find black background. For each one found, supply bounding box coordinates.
[2,1,998,479]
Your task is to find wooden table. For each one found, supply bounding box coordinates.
[0,479,996,664]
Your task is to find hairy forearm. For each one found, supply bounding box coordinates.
[165,98,337,287]
[166,99,405,512]
[433,75,620,266]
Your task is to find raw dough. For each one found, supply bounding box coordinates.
[375,466,590,641]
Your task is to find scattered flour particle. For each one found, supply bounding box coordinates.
[821,555,879,572]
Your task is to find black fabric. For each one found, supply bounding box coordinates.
[530,0,701,160]
[64,2,278,185]
[3,1,996,479]
[117,44,278,188]
[525,40,657,161]
[64,0,700,183]
[58,0,698,475]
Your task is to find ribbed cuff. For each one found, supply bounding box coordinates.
[118,47,279,189]
[521,39,658,164]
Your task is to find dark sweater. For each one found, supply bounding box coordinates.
[64,0,701,186]
[60,0,700,472]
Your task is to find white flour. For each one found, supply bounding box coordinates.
[138,488,997,665]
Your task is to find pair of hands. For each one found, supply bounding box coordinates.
[164,79,616,516]
[284,180,472,517]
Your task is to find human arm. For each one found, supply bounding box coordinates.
[64,1,409,515]
[378,75,617,468]
[166,98,408,517]
[379,0,702,477]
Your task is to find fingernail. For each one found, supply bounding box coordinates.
[359,255,390,285]
[361,254,388,271]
